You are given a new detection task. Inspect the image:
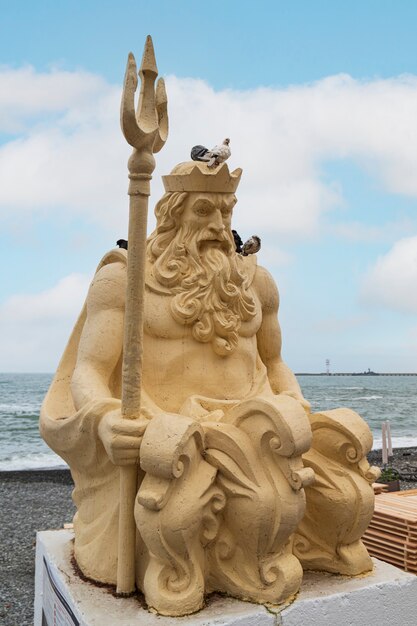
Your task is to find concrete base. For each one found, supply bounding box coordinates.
[35,530,417,626]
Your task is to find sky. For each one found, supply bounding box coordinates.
[1,0,417,373]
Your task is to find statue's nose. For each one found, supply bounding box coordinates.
[209,210,225,234]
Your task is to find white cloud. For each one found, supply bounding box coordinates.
[361,236,417,313]
[2,67,417,238]
[0,66,129,229]
[0,274,90,371]
[0,65,110,132]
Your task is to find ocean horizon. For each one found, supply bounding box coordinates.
[0,372,416,471]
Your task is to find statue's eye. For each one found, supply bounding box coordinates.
[194,203,212,216]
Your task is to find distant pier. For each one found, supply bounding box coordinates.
[296,372,417,376]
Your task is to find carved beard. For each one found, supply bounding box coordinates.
[149,223,256,356]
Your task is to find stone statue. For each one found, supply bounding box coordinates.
[40,38,379,618]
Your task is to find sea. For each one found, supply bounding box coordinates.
[0,373,416,471]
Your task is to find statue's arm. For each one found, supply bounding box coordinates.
[71,261,126,409]
[255,266,310,410]
[70,261,156,466]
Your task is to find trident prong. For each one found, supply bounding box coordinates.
[154,77,168,153]
[121,35,168,155]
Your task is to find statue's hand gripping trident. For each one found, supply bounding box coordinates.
[118,35,168,595]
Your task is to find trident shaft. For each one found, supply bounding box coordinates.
[117,35,168,595]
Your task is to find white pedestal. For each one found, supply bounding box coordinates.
[35,530,417,626]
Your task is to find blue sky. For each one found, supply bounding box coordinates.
[1,1,417,372]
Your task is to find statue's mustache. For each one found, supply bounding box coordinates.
[195,229,233,252]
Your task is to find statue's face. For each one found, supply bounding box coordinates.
[180,192,237,249]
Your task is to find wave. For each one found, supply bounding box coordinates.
[372,435,417,450]
[321,395,383,402]
[0,403,41,413]
[355,395,383,401]
[0,451,67,471]
[344,387,365,391]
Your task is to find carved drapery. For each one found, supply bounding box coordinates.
[134,395,314,615]
[293,409,380,575]
[204,396,314,604]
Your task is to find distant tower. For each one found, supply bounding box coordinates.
[325,359,330,375]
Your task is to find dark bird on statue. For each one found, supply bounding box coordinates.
[242,235,261,256]
[191,138,231,168]
[190,145,210,162]
[116,239,128,250]
[232,229,243,254]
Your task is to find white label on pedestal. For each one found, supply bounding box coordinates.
[42,556,80,626]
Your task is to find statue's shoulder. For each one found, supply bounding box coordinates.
[88,248,127,310]
[95,248,127,273]
[253,263,275,283]
[252,264,279,311]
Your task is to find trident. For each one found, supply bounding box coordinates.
[118,35,168,595]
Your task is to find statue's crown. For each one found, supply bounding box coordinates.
[162,161,242,193]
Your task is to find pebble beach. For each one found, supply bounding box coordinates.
[0,469,75,626]
[1,448,417,626]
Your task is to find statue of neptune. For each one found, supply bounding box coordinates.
[41,160,379,616]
